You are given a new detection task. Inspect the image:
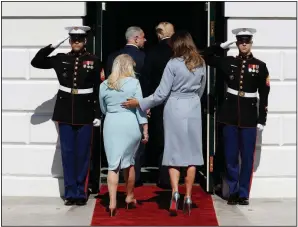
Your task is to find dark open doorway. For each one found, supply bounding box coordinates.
[85,1,226,193]
[101,2,207,64]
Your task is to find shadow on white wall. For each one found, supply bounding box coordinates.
[218,98,264,199]
[30,95,65,198]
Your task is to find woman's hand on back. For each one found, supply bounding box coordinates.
[121,98,139,108]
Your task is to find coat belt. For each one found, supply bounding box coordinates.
[59,85,93,94]
[227,88,257,98]
[170,91,197,98]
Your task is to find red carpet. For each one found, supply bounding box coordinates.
[91,185,218,226]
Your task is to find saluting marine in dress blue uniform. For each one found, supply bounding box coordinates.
[31,26,102,206]
[204,28,270,205]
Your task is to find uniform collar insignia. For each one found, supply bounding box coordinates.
[237,53,254,60]
[68,49,88,56]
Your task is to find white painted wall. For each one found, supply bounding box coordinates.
[224,2,296,198]
[2,2,86,196]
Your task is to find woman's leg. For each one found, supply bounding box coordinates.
[107,168,119,209]
[183,165,196,215]
[168,166,180,215]
[124,165,136,202]
[169,167,180,195]
[185,165,196,198]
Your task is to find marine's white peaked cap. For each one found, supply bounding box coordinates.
[65,26,91,35]
[232,28,257,36]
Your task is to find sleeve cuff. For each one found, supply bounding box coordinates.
[139,95,154,111]
[138,117,148,124]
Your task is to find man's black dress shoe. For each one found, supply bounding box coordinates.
[238,197,249,205]
[156,183,171,189]
[227,193,239,205]
[76,199,87,206]
[64,199,75,206]
[134,181,143,188]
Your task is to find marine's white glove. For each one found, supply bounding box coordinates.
[220,40,236,49]
[51,36,69,49]
[257,124,264,131]
[93,118,101,127]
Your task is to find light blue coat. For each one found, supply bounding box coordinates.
[99,77,147,170]
[139,58,206,166]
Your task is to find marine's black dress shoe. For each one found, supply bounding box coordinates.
[238,197,249,205]
[64,199,76,206]
[227,193,239,205]
[76,198,87,206]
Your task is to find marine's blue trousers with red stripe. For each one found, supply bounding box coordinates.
[223,125,257,198]
[58,123,93,200]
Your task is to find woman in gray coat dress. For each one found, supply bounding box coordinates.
[122,31,206,216]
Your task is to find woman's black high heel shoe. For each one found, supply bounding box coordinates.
[183,197,192,216]
[169,192,180,216]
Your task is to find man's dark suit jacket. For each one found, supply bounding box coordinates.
[105,44,145,80]
[141,38,173,178]
[141,38,173,97]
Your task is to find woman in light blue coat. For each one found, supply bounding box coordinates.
[99,54,148,216]
[122,31,206,216]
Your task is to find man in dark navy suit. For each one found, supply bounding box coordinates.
[105,26,147,187]
[141,22,175,189]
[105,26,146,78]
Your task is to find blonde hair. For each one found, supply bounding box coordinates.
[107,54,136,90]
[155,22,175,39]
